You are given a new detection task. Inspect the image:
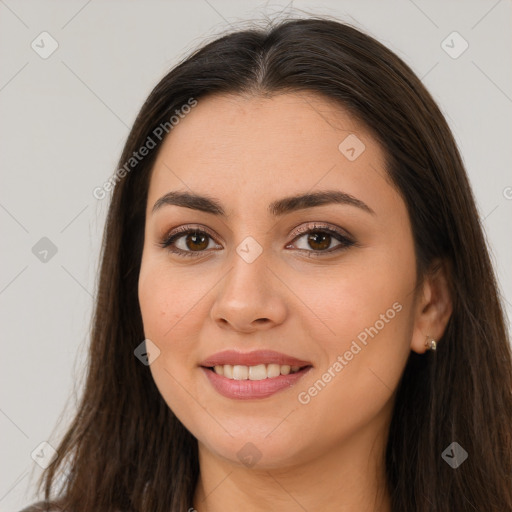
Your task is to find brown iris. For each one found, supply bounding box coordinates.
[307,232,331,251]
[185,231,209,251]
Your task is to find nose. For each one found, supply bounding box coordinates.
[210,243,287,333]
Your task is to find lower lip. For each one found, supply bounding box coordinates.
[201,366,312,400]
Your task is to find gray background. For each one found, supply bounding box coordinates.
[1,0,511,510]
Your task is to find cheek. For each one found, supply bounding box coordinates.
[292,285,414,448]
[138,258,205,419]
[293,254,415,350]
[292,245,416,407]
[138,255,220,394]
[138,269,175,340]
[138,257,196,386]
[138,255,203,343]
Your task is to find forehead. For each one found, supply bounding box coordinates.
[155,91,377,163]
[147,92,394,217]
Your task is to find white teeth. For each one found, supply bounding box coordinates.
[248,364,267,380]
[223,364,233,379]
[212,363,304,380]
[233,365,248,380]
[267,363,280,378]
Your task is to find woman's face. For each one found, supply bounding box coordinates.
[138,92,420,468]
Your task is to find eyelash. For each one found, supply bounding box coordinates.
[159,223,356,259]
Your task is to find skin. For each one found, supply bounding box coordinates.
[138,92,452,512]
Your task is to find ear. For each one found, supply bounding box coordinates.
[410,259,453,354]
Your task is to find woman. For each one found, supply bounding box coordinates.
[21,15,512,512]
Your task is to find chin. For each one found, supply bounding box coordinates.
[202,432,308,470]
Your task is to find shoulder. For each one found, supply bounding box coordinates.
[18,502,65,512]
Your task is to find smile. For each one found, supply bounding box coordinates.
[199,349,313,399]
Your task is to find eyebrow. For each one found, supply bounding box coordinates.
[151,190,375,217]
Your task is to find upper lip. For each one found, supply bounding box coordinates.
[200,350,312,368]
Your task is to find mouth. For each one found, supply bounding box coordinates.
[199,350,313,400]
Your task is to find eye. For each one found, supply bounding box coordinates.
[159,226,221,258]
[286,223,355,257]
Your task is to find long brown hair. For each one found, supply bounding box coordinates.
[33,15,512,512]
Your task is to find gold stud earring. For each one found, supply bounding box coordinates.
[425,335,437,351]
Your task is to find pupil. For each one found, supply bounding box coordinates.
[309,232,330,250]
[187,232,208,251]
